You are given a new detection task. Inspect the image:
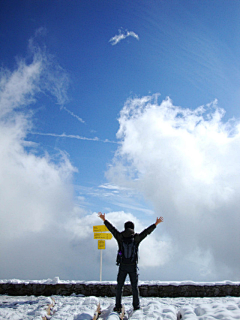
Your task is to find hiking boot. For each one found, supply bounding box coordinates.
[134,306,141,311]
[113,305,122,313]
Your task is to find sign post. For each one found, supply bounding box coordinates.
[93,225,109,232]
[93,225,112,281]
[98,240,106,249]
[98,240,105,281]
[94,233,112,240]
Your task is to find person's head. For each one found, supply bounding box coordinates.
[124,221,134,230]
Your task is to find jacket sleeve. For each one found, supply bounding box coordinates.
[104,219,121,241]
[135,223,156,244]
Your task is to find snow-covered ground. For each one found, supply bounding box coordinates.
[1,295,240,319]
[1,279,240,319]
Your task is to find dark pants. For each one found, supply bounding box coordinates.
[116,264,139,309]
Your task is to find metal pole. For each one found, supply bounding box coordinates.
[100,249,102,281]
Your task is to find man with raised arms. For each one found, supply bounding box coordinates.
[98,212,164,312]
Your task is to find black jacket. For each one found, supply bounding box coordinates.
[104,219,156,264]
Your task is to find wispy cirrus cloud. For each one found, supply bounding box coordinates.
[62,106,85,123]
[109,29,139,46]
[32,132,118,143]
[75,183,155,217]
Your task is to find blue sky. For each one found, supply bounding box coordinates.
[1,0,240,281]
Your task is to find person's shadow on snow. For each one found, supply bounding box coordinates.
[74,313,92,320]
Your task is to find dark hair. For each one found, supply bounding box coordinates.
[124,221,134,230]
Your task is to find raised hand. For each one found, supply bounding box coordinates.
[155,216,163,226]
[98,212,106,221]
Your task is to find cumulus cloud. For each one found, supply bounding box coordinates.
[109,29,139,46]
[0,38,80,279]
[107,94,240,280]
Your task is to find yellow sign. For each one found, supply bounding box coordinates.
[93,225,109,232]
[94,233,113,240]
[98,240,105,250]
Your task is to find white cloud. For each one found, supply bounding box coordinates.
[62,106,85,123]
[0,39,82,280]
[0,52,75,235]
[32,132,118,143]
[0,59,41,117]
[109,29,139,46]
[107,94,240,280]
[33,132,99,141]
[75,182,154,217]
